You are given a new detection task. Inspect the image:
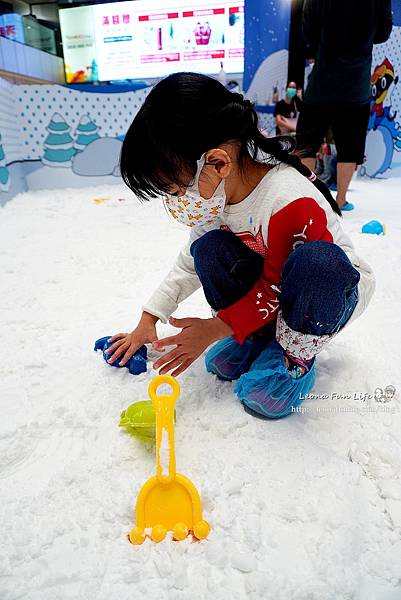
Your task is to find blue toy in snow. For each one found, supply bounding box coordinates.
[361,220,386,235]
[94,336,147,375]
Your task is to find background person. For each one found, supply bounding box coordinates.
[274,81,301,135]
[297,0,393,211]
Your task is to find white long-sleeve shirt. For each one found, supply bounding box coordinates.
[143,165,375,347]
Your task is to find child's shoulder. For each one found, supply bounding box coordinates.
[263,164,328,210]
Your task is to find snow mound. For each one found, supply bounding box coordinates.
[1,179,401,599]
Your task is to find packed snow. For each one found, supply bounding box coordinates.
[1,177,401,600]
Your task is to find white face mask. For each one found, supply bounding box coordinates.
[163,153,226,228]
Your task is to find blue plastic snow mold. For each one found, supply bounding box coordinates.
[361,220,385,235]
[94,336,147,375]
[234,340,316,419]
[205,336,269,381]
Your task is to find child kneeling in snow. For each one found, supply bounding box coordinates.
[106,72,375,419]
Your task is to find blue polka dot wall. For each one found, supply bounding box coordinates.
[0,77,21,163]
[16,85,151,160]
[257,113,275,136]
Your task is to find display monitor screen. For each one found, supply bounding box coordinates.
[59,0,244,83]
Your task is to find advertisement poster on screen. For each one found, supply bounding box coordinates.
[59,6,97,83]
[59,0,244,82]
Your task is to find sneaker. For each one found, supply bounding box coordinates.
[205,336,270,381]
[234,340,316,419]
[340,201,354,212]
[283,353,315,379]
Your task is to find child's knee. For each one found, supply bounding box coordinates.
[282,241,360,288]
[191,229,231,256]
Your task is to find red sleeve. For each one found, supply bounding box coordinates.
[217,197,334,343]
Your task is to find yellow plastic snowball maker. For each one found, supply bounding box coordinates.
[128,375,210,545]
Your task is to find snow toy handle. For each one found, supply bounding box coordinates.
[148,375,180,485]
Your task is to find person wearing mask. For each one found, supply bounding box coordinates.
[107,72,375,419]
[274,81,302,135]
[297,0,392,211]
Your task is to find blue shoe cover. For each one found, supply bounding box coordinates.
[340,201,354,212]
[234,341,316,419]
[94,336,147,375]
[205,336,268,381]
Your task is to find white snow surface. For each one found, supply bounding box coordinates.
[1,178,401,600]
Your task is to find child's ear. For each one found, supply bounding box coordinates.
[205,148,232,178]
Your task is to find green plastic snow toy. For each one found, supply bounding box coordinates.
[119,400,177,441]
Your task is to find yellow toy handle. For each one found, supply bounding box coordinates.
[148,375,180,484]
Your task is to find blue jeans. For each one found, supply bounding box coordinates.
[190,229,359,337]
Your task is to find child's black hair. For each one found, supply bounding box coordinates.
[120,72,341,216]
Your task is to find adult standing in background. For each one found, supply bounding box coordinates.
[297,0,393,211]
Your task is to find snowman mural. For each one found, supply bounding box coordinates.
[361,58,401,178]
[0,132,10,192]
[74,115,100,152]
[42,113,76,168]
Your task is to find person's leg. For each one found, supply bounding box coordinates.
[190,228,264,310]
[190,229,274,380]
[278,240,360,341]
[302,157,317,171]
[329,150,338,188]
[296,103,328,172]
[235,241,360,418]
[314,151,324,177]
[336,162,356,208]
[320,150,333,185]
[332,103,371,209]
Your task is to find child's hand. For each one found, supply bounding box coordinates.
[153,316,233,377]
[106,312,158,366]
